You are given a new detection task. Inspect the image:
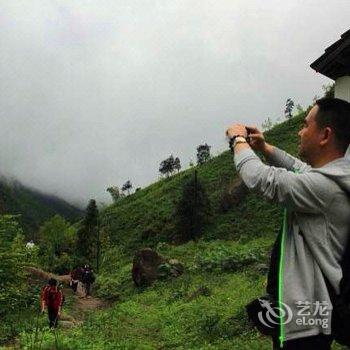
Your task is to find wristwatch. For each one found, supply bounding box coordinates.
[229,135,247,151]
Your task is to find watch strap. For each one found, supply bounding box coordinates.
[229,135,247,150]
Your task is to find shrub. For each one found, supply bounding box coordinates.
[195,244,266,272]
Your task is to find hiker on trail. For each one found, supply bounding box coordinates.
[70,267,83,294]
[40,278,64,329]
[226,98,350,350]
[81,264,95,297]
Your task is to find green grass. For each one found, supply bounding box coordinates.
[19,269,268,349]
[16,109,349,349]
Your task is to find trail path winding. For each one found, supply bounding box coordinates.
[26,266,107,327]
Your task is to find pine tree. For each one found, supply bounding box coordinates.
[175,171,211,241]
[76,199,99,265]
[285,98,294,119]
[174,157,181,173]
[196,144,211,165]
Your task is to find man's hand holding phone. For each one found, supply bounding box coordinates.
[245,126,267,152]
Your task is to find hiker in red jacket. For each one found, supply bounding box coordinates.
[40,278,64,329]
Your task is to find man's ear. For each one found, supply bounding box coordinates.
[320,127,332,146]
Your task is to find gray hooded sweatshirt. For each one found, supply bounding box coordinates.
[234,145,350,343]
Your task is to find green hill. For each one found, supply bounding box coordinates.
[99,111,304,253]
[0,178,82,236]
[16,108,345,349]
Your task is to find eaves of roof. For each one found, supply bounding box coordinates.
[310,29,350,80]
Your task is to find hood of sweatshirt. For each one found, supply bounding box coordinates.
[310,144,350,195]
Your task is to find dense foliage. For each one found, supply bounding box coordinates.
[76,199,99,267]
[0,215,39,344]
[38,215,78,274]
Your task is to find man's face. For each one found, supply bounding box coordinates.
[297,105,323,162]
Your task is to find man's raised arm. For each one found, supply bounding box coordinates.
[246,126,311,173]
[225,124,330,213]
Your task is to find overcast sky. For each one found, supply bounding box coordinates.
[0,1,349,207]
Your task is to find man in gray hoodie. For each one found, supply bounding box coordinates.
[226,98,350,349]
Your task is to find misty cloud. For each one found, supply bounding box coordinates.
[0,1,349,206]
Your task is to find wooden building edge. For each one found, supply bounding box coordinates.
[310,29,350,102]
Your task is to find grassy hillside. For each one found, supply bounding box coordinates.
[16,109,346,349]
[0,178,82,235]
[99,111,304,253]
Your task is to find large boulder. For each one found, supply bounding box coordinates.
[132,248,165,287]
[132,248,184,287]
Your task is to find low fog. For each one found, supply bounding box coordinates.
[0,1,349,206]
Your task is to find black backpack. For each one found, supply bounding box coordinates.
[82,269,95,284]
[323,232,350,346]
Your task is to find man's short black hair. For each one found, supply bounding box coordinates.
[315,98,350,154]
[48,278,57,286]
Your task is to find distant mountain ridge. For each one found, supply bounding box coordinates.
[0,176,83,236]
